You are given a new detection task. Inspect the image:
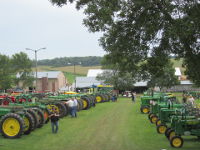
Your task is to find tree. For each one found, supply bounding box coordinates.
[0,54,13,90]
[146,62,180,91]
[11,52,34,88]
[50,0,200,86]
[96,70,136,91]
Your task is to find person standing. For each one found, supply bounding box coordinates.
[65,98,74,117]
[131,92,136,103]
[187,95,195,106]
[49,108,59,133]
[72,97,78,118]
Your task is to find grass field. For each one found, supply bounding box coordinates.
[1,97,199,150]
[37,65,102,75]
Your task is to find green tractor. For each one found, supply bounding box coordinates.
[0,106,39,138]
[165,104,200,148]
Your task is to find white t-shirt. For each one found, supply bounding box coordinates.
[73,99,78,107]
[66,100,74,107]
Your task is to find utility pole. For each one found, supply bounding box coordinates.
[26,47,46,91]
[74,63,76,92]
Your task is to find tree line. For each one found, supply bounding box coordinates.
[0,52,33,91]
[37,56,103,67]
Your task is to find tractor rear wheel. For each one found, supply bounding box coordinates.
[156,124,167,134]
[33,108,45,128]
[96,95,103,103]
[55,103,67,118]
[81,97,90,110]
[0,113,24,138]
[24,112,34,135]
[170,136,183,148]
[27,109,39,130]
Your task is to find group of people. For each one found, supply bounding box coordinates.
[49,97,78,133]
[182,94,195,105]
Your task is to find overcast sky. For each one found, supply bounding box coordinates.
[0,0,106,60]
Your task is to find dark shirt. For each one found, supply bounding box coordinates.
[50,114,59,122]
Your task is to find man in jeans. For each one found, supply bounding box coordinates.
[72,97,78,117]
[49,108,59,133]
[65,98,74,117]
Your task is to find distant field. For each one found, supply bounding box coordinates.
[36,65,102,75]
[35,65,102,84]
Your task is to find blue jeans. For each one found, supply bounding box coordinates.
[71,106,77,117]
[51,121,58,133]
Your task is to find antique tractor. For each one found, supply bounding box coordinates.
[165,104,200,148]
[0,106,43,138]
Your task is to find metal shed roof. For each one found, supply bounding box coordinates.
[76,77,103,88]
[34,71,62,79]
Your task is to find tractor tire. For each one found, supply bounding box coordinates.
[81,97,90,110]
[168,129,176,140]
[170,136,183,148]
[55,102,67,118]
[24,112,35,135]
[77,100,83,111]
[95,94,103,103]
[27,109,39,130]
[140,106,150,114]
[165,128,172,139]
[148,113,154,120]
[156,119,162,126]
[63,102,70,116]
[156,124,167,134]
[150,115,158,124]
[33,108,45,128]
[0,113,24,138]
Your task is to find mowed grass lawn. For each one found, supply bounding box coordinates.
[0,97,200,150]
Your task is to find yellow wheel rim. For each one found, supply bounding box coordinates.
[143,108,149,114]
[24,117,30,132]
[47,105,59,113]
[169,131,176,140]
[172,138,182,147]
[158,126,167,134]
[157,120,161,125]
[96,96,102,103]
[83,100,88,109]
[151,116,158,123]
[2,118,21,137]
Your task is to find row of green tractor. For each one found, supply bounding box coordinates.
[140,91,200,148]
[0,92,112,139]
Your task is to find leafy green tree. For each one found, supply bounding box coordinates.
[0,54,13,90]
[50,0,200,86]
[96,70,136,91]
[11,52,34,88]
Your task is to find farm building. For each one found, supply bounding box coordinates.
[35,71,67,92]
[18,71,67,92]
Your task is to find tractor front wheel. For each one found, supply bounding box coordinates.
[170,136,183,148]
[150,115,158,124]
[156,124,167,134]
[140,106,150,114]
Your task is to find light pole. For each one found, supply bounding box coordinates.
[26,47,46,91]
